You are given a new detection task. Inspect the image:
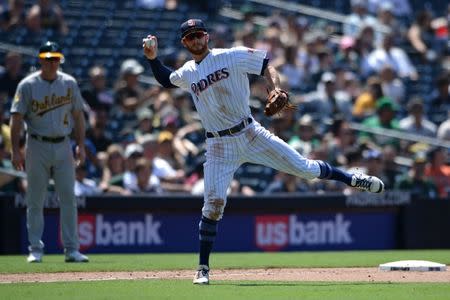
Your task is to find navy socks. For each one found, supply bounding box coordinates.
[316,160,352,185]
[198,215,218,267]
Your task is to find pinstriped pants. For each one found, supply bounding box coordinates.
[202,120,320,220]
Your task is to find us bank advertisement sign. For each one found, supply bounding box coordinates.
[20,212,396,253]
[253,213,396,251]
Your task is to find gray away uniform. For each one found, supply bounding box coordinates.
[10,70,84,253]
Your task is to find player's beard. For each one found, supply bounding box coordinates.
[186,42,208,56]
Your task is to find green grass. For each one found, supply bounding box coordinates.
[1,250,449,273]
[0,280,449,300]
[0,250,449,300]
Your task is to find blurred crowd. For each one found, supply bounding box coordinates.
[0,0,449,198]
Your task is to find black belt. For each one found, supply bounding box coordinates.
[30,134,66,143]
[206,118,252,138]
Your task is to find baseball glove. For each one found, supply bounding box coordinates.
[264,88,296,117]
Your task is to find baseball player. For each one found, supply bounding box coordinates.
[142,19,384,284]
[10,41,89,263]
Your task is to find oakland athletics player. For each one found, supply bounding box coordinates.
[142,19,384,284]
[10,41,89,263]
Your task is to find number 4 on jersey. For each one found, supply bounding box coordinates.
[63,113,69,126]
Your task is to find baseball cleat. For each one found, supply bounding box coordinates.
[27,251,43,263]
[193,265,209,285]
[65,251,89,263]
[350,173,384,193]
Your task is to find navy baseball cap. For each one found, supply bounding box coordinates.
[180,19,207,39]
[38,41,64,60]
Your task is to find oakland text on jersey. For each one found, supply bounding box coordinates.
[190,68,230,96]
[31,88,73,116]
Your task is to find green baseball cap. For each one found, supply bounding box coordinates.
[38,41,64,60]
[376,97,397,111]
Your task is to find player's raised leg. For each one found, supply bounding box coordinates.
[243,122,384,193]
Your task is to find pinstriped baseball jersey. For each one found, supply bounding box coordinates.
[10,71,84,136]
[169,46,266,132]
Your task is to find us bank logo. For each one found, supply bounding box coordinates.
[74,214,163,250]
[255,214,353,251]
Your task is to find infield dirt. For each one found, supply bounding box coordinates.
[1,268,449,284]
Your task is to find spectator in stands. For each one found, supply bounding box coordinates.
[399,97,437,137]
[0,137,23,192]
[233,4,262,43]
[134,108,154,141]
[110,59,147,142]
[85,109,113,153]
[150,90,177,130]
[263,172,309,193]
[360,97,401,147]
[343,0,379,38]
[275,45,304,91]
[26,0,68,35]
[374,2,405,44]
[427,73,450,126]
[172,121,203,170]
[188,154,206,196]
[335,36,360,73]
[77,138,101,180]
[266,113,294,142]
[0,0,26,31]
[407,10,440,61]
[161,113,181,136]
[138,133,158,163]
[81,66,115,112]
[333,68,348,94]
[115,59,147,110]
[208,25,230,49]
[279,14,306,47]
[353,76,384,119]
[123,142,144,191]
[379,65,405,106]
[153,131,185,183]
[0,51,24,107]
[437,116,450,140]
[297,32,320,86]
[310,47,335,84]
[425,147,450,198]
[139,133,187,190]
[255,25,283,61]
[138,133,187,193]
[129,158,162,194]
[74,164,101,197]
[341,148,364,177]
[395,151,438,199]
[381,144,402,188]
[342,71,362,102]
[99,144,129,195]
[356,25,376,76]
[367,33,418,80]
[362,149,391,188]
[288,114,320,158]
[0,105,11,154]
[172,89,197,125]
[325,118,357,166]
[301,72,352,124]
[367,0,412,18]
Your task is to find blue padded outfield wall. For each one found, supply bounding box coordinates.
[20,212,396,253]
